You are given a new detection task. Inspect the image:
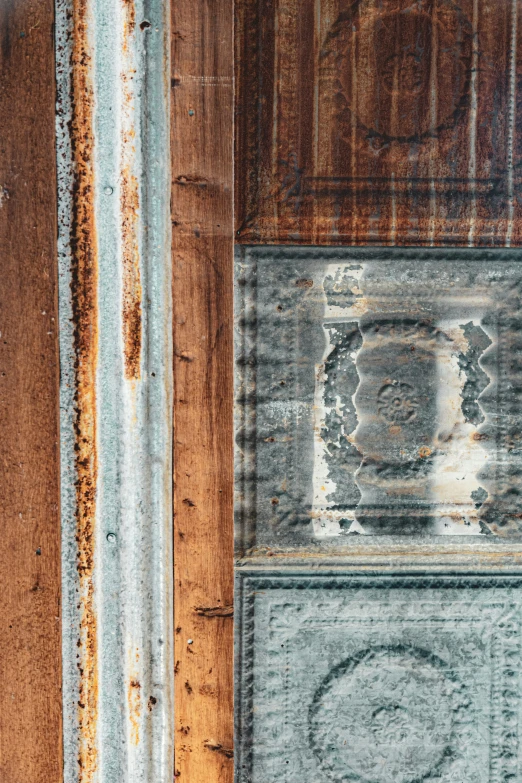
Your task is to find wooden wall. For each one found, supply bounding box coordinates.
[0,1,63,781]
[171,0,235,780]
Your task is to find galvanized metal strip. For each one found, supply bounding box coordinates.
[56,1,173,781]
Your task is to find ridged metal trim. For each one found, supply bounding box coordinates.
[56,1,173,780]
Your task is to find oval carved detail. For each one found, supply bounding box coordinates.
[322,0,473,145]
[309,646,464,783]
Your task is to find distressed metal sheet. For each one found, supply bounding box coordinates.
[235,246,522,559]
[235,571,522,783]
[235,0,522,246]
[235,3,522,777]
[56,1,173,781]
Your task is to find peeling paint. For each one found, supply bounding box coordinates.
[236,246,522,553]
[312,267,497,536]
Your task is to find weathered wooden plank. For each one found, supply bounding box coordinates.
[171,0,234,779]
[236,0,522,246]
[0,2,63,781]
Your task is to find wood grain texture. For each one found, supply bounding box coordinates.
[171,0,234,779]
[0,2,63,782]
[236,0,522,246]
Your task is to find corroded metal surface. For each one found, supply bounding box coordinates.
[236,0,522,245]
[235,246,522,556]
[235,3,522,780]
[234,245,522,783]
[56,1,173,781]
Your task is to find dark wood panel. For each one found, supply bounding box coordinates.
[171,0,234,780]
[236,0,522,245]
[0,2,63,782]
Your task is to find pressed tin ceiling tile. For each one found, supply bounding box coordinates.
[235,246,522,553]
[235,573,522,783]
[235,0,522,245]
[235,3,522,782]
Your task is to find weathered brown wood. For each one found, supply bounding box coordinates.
[171,0,234,779]
[0,2,63,782]
[236,0,522,246]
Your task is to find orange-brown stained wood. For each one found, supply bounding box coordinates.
[0,1,63,782]
[236,0,522,246]
[171,0,234,778]
[70,1,99,779]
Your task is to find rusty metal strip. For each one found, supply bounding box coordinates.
[56,1,173,781]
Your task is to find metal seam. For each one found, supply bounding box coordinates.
[56,1,173,780]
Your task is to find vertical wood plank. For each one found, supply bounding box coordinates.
[0,2,63,782]
[171,0,234,780]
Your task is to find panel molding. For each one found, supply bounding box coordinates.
[236,0,522,246]
[235,245,522,557]
[236,571,522,783]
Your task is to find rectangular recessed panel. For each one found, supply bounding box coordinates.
[235,247,522,552]
[235,573,522,783]
[236,0,522,245]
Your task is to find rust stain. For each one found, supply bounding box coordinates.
[121,166,142,380]
[128,674,142,746]
[71,1,99,780]
[122,0,136,39]
[121,0,142,380]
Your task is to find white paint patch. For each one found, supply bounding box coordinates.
[311,331,343,538]
[312,264,366,538]
[311,268,494,538]
[431,321,491,535]
[322,263,365,321]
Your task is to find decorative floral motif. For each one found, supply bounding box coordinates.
[377,381,419,423]
[381,51,425,96]
[320,0,473,144]
[372,704,410,743]
[309,646,459,783]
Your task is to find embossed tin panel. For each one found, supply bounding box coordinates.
[236,0,522,245]
[235,573,522,783]
[236,246,522,554]
[235,2,522,780]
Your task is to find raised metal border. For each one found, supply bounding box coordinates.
[56,1,173,781]
[235,569,522,783]
[235,244,522,563]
